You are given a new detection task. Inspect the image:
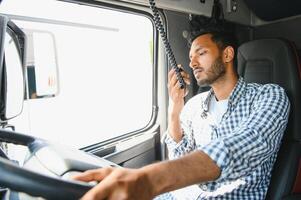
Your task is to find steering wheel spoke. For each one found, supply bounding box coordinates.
[0,129,118,199]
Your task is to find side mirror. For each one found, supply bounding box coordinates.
[0,15,25,121]
[24,30,59,99]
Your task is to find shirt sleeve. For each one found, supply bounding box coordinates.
[165,130,196,159]
[199,84,290,183]
[164,96,201,159]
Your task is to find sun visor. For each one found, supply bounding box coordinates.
[244,0,301,21]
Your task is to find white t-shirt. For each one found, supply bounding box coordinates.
[208,95,228,125]
[163,95,229,200]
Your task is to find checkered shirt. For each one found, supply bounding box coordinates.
[163,77,290,200]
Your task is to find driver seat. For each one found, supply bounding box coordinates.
[237,38,301,200]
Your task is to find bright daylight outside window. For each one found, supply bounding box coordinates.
[0,0,154,149]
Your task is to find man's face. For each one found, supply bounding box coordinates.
[189,34,226,87]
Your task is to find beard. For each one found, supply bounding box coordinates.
[196,55,226,87]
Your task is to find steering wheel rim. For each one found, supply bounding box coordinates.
[0,157,92,199]
[0,129,95,199]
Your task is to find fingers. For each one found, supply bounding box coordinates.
[73,167,114,182]
[179,65,191,86]
[182,73,191,85]
[80,180,112,200]
[168,67,190,90]
[169,69,179,88]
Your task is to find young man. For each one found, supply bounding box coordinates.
[73,22,290,200]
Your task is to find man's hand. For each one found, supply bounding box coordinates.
[73,167,154,200]
[167,66,190,142]
[73,151,220,200]
[168,66,190,116]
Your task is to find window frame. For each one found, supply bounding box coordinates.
[2,0,160,150]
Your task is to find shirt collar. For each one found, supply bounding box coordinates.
[228,77,246,108]
[202,77,246,111]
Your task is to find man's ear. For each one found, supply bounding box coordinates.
[222,46,235,63]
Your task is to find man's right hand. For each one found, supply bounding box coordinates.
[167,66,190,116]
[167,66,190,143]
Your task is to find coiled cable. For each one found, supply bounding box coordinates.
[149,0,185,89]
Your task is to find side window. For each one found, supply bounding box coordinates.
[1,0,154,149]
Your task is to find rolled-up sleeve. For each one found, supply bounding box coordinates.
[199,85,290,183]
[165,131,196,159]
[164,96,202,159]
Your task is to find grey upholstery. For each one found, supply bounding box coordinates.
[237,39,301,200]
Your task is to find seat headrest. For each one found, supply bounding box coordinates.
[237,39,301,141]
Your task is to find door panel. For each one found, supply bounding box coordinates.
[100,125,162,168]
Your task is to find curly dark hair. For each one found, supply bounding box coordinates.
[188,15,237,53]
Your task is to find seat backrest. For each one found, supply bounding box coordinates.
[237,39,301,200]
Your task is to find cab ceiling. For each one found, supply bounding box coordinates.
[244,0,301,21]
[114,0,250,26]
[116,0,214,17]
[93,0,301,26]
[116,0,301,20]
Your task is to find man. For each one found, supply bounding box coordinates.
[73,21,290,199]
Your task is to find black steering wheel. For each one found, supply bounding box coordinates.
[0,129,118,199]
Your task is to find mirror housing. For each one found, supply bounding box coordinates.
[24,29,59,99]
[0,15,25,121]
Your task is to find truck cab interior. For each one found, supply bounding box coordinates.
[0,0,301,199]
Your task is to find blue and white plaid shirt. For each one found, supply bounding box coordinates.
[163,77,290,200]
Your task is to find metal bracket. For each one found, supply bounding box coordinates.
[226,0,238,13]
